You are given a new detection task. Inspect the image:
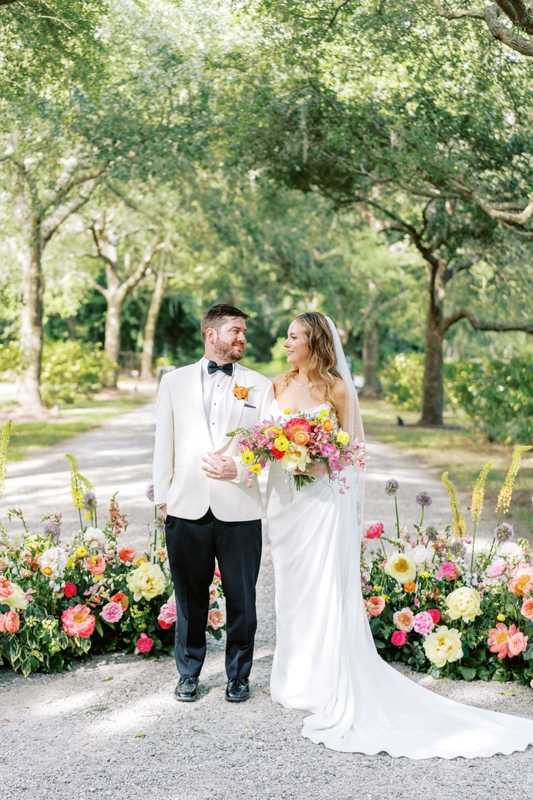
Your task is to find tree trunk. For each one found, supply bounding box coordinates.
[420,292,444,426]
[104,296,122,387]
[360,320,382,398]
[140,270,168,381]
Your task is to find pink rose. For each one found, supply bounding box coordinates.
[207,608,225,630]
[365,522,384,540]
[61,604,96,638]
[427,608,441,624]
[2,611,20,633]
[391,630,407,646]
[101,601,123,623]
[486,559,506,578]
[136,633,153,653]
[158,599,177,629]
[393,607,414,632]
[85,555,106,576]
[366,596,386,617]
[0,576,13,599]
[412,611,435,635]
[521,598,533,622]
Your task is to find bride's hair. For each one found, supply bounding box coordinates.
[280,312,341,411]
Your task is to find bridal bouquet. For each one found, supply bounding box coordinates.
[229,408,365,490]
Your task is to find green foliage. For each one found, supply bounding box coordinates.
[446,358,533,444]
[380,353,425,411]
[0,341,25,374]
[40,341,116,407]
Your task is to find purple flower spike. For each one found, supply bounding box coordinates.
[146,484,155,502]
[494,522,514,542]
[415,492,432,507]
[83,491,97,511]
[43,520,61,540]
[384,479,399,496]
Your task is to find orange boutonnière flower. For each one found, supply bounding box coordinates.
[232,384,249,401]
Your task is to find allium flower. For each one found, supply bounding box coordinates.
[101,601,123,623]
[136,633,154,653]
[449,540,466,558]
[391,631,407,646]
[155,516,165,533]
[365,522,384,540]
[393,607,414,631]
[61,605,96,638]
[158,598,177,629]
[413,611,435,635]
[83,491,97,512]
[494,523,514,543]
[43,520,61,540]
[384,479,399,496]
[366,596,386,617]
[423,626,463,668]
[415,492,432,507]
[146,484,155,502]
[118,547,136,563]
[425,526,439,542]
[207,608,225,630]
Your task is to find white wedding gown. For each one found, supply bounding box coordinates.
[266,400,533,759]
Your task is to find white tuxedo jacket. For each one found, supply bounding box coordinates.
[153,360,274,522]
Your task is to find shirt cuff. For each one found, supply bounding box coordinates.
[229,455,246,483]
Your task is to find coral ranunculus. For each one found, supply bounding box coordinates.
[61,605,96,638]
[111,592,129,611]
[85,554,106,576]
[0,576,14,599]
[521,598,533,622]
[136,633,153,653]
[118,547,136,564]
[284,417,312,443]
[391,631,407,646]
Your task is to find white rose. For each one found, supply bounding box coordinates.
[83,527,106,549]
[498,542,524,560]
[445,586,482,623]
[423,626,463,668]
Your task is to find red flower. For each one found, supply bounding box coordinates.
[118,547,136,564]
[427,608,441,624]
[391,631,407,646]
[136,633,153,653]
[111,592,129,611]
[62,582,77,598]
[365,522,384,540]
[270,448,285,461]
[214,566,221,579]
[284,417,312,443]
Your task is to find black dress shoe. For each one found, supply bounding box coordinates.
[174,675,198,702]
[225,677,250,702]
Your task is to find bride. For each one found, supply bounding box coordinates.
[266,311,533,759]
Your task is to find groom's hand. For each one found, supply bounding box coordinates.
[201,452,238,480]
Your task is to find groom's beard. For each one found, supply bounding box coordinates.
[213,340,245,363]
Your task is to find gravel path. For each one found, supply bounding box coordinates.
[1,401,532,800]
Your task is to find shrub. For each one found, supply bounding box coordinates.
[380,353,425,411]
[445,358,533,443]
[40,341,116,407]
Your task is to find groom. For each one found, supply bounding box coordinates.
[153,304,273,703]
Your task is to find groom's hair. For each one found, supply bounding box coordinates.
[201,303,249,340]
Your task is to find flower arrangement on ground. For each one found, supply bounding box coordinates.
[362,445,533,684]
[229,408,365,490]
[0,430,225,676]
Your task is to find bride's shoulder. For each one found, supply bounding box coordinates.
[331,377,348,400]
[272,373,289,393]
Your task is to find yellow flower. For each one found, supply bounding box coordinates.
[283,408,291,415]
[76,546,88,558]
[419,571,432,579]
[4,583,28,611]
[249,464,262,475]
[42,566,53,577]
[126,562,167,602]
[496,445,533,516]
[423,626,463,668]
[320,409,328,417]
[281,444,310,473]
[136,557,148,567]
[384,552,416,584]
[497,613,506,622]
[66,559,75,569]
[241,450,254,465]
[265,426,282,437]
[85,511,92,520]
[274,435,290,452]
[322,418,334,433]
[373,585,382,592]
[442,472,467,539]
[336,430,350,445]
[445,587,482,623]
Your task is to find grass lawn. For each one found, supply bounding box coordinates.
[360,399,533,538]
[3,393,150,462]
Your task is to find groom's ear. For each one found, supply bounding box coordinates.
[205,327,218,345]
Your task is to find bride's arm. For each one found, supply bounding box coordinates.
[332,379,348,431]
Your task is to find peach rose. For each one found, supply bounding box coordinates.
[207,608,225,630]
[85,554,106,576]
[366,596,386,617]
[0,611,19,633]
[0,576,13,599]
[521,597,533,622]
[393,607,414,632]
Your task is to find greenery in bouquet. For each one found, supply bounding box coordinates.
[362,446,533,685]
[229,407,365,491]
[0,432,225,676]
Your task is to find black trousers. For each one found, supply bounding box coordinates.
[165,508,262,680]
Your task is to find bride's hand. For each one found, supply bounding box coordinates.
[296,462,327,477]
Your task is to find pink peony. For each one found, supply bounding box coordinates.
[366,596,386,617]
[0,576,13,599]
[0,611,20,633]
[508,627,528,657]
[393,607,414,632]
[391,630,407,646]
[61,604,96,638]
[427,608,441,624]
[207,608,225,630]
[136,633,153,653]
[118,547,136,564]
[412,611,435,635]
[486,559,506,578]
[85,554,106,576]
[365,522,384,540]
[158,598,177,629]
[508,564,533,597]
[521,598,533,622]
[101,601,123,623]
[488,623,528,660]
[62,582,77,598]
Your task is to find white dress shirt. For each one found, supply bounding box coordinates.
[201,357,235,446]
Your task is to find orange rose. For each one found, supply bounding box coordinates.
[232,385,249,400]
[404,581,416,593]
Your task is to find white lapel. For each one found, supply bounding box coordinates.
[214,363,252,451]
[188,360,212,450]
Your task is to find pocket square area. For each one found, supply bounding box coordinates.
[243,403,257,408]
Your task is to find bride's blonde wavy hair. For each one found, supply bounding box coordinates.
[280,312,341,411]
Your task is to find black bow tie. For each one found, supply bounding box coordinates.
[207,360,234,376]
